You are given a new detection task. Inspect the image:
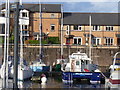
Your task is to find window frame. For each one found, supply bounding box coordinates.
[93,25,101,31]
[105,37,114,45]
[93,37,101,45]
[50,24,55,31]
[73,37,82,45]
[106,26,113,31]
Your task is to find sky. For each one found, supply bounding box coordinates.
[0,0,120,12]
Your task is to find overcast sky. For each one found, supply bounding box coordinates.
[0,0,120,12]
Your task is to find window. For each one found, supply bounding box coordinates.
[73,37,82,45]
[51,14,55,18]
[50,24,55,31]
[22,25,28,29]
[66,25,70,35]
[78,25,82,31]
[74,25,78,30]
[106,26,113,31]
[76,61,80,65]
[105,38,113,45]
[93,37,101,45]
[22,12,28,17]
[93,25,101,31]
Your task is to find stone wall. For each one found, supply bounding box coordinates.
[1,45,120,72]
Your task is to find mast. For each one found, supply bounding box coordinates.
[13,0,20,88]
[20,0,23,65]
[39,0,42,60]
[61,4,63,59]
[89,15,92,64]
[3,0,10,88]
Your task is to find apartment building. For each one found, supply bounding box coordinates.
[63,13,120,46]
[0,3,120,47]
[0,4,61,41]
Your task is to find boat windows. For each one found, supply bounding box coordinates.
[76,61,80,65]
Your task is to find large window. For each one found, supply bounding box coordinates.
[93,25,101,31]
[93,37,101,45]
[106,26,113,31]
[105,38,113,45]
[50,24,55,31]
[73,37,82,45]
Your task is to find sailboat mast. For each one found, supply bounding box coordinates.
[61,4,63,59]
[13,0,20,88]
[3,0,10,88]
[89,15,92,64]
[39,0,42,60]
[20,0,23,65]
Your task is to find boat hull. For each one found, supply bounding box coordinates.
[30,66,50,72]
[62,72,101,84]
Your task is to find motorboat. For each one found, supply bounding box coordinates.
[62,51,98,72]
[62,51,102,84]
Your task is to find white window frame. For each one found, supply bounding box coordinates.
[106,26,113,31]
[78,25,82,31]
[50,24,55,31]
[93,25,101,31]
[22,12,28,17]
[66,25,70,35]
[93,37,101,45]
[73,37,82,45]
[105,38,114,45]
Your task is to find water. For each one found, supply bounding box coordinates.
[17,77,105,88]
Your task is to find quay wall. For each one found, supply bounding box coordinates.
[1,45,120,72]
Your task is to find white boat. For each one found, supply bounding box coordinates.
[105,52,120,89]
[0,56,33,80]
[61,51,98,72]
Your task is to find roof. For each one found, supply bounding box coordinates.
[63,13,120,25]
[0,3,61,13]
[23,4,61,13]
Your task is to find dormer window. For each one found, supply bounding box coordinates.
[20,9,29,18]
[22,12,28,17]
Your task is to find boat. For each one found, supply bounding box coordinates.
[30,2,50,73]
[0,0,33,81]
[0,56,33,80]
[30,59,50,72]
[61,15,102,84]
[105,52,120,88]
[61,51,102,84]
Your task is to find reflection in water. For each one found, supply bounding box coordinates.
[21,78,105,88]
[0,77,105,88]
